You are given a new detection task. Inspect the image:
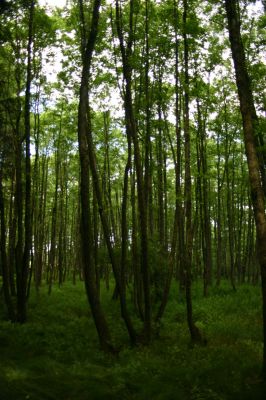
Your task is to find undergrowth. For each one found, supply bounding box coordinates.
[0,280,265,399]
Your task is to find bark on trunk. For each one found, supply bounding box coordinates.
[78,0,114,353]
[183,0,202,343]
[116,0,151,342]
[0,169,15,320]
[225,0,266,377]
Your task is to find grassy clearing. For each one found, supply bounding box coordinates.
[0,280,265,399]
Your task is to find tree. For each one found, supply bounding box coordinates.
[115,0,151,342]
[77,0,114,352]
[182,0,202,343]
[225,0,266,377]
[0,167,15,320]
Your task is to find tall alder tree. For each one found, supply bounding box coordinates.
[78,0,137,349]
[77,0,114,352]
[182,0,202,343]
[225,0,266,376]
[115,0,151,342]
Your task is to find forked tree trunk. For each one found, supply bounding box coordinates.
[78,0,113,353]
[115,0,151,342]
[79,0,137,349]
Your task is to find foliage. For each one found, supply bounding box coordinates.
[0,281,265,400]
[0,0,266,395]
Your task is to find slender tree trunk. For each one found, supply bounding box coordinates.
[157,79,165,252]
[183,0,202,343]
[216,130,223,286]
[160,1,185,296]
[120,133,138,343]
[8,176,16,296]
[116,0,151,342]
[15,0,34,323]
[0,169,15,320]
[131,168,144,319]
[174,0,185,291]
[196,99,212,296]
[48,135,60,295]
[58,161,65,287]
[225,142,237,291]
[102,111,117,246]
[144,0,153,238]
[78,0,113,352]
[34,155,48,290]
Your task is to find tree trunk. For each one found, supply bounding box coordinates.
[183,0,202,343]
[0,169,15,320]
[216,129,223,286]
[116,0,151,342]
[78,0,113,353]
[15,0,34,323]
[196,99,212,296]
[225,0,266,377]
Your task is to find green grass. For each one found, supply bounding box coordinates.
[0,280,265,399]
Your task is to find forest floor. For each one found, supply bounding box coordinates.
[0,279,266,400]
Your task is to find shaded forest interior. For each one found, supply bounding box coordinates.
[0,0,266,398]
[0,281,265,400]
